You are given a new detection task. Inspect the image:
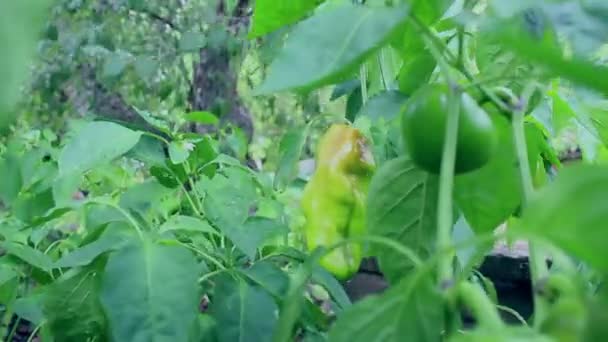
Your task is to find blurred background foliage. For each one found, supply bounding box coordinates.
[2,0,345,171]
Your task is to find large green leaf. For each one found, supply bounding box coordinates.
[311,266,351,310]
[100,239,200,342]
[209,275,278,342]
[0,264,17,287]
[249,0,321,38]
[43,268,108,341]
[54,225,132,268]
[274,127,307,190]
[514,164,608,272]
[454,115,522,234]
[256,4,410,94]
[328,271,442,342]
[203,169,287,258]
[0,152,22,205]
[59,121,142,175]
[356,90,408,122]
[0,241,53,272]
[159,215,217,235]
[241,261,289,298]
[487,9,608,97]
[366,157,439,283]
[119,180,180,221]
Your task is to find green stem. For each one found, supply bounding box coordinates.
[511,99,549,326]
[180,243,226,271]
[359,64,368,105]
[0,305,13,340]
[181,162,204,217]
[198,269,229,283]
[6,316,20,342]
[414,15,460,287]
[459,282,504,330]
[411,15,511,114]
[26,322,43,342]
[496,305,528,326]
[377,48,393,91]
[457,27,465,69]
[436,87,460,286]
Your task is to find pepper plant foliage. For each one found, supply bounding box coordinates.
[1,1,608,342]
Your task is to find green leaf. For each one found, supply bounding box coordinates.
[488,10,608,97]
[168,140,192,164]
[210,275,278,342]
[179,31,207,52]
[366,157,439,283]
[454,115,522,234]
[514,164,608,272]
[311,266,351,310]
[356,90,408,122]
[159,215,217,235]
[54,225,131,268]
[249,0,321,38]
[127,135,167,166]
[134,55,158,80]
[12,188,55,224]
[59,121,142,175]
[331,79,360,100]
[0,241,53,272]
[0,152,22,205]
[274,127,307,190]
[100,239,200,342]
[0,264,17,286]
[119,180,179,221]
[13,293,45,325]
[241,261,289,298]
[102,53,131,78]
[134,108,172,135]
[52,172,82,208]
[202,170,287,258]
[43,268,108,341]
[231,217,289,259]
[256,4,410,94]
[328,271,442,342]
[184,111,219,125]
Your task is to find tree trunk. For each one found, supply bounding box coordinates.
[189,0,253,142]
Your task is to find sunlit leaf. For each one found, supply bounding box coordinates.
[159,215,217,235]
[367,157,439,283]
[274,127,307,190]
[0,241,53,272]
[328,271,442,342]
[59,121,142,176]
[209,275,278,342]
[256,4,410,94]
[515,164,608,272]
[184,111,219,125]
[249,0,321,38]
[100,239,200,342]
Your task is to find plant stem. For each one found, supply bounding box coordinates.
[378,48,394,91]
[457,27,465,69]
[180,243,226,271]
[511,96,549,327]
[0,306,13,341]
[459,282,504,330]
[359,64,368,105]
[411,15,510,114]
[437,87,460,286]
[26,322,43,342]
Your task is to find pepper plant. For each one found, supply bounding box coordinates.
[1,0,608,341]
